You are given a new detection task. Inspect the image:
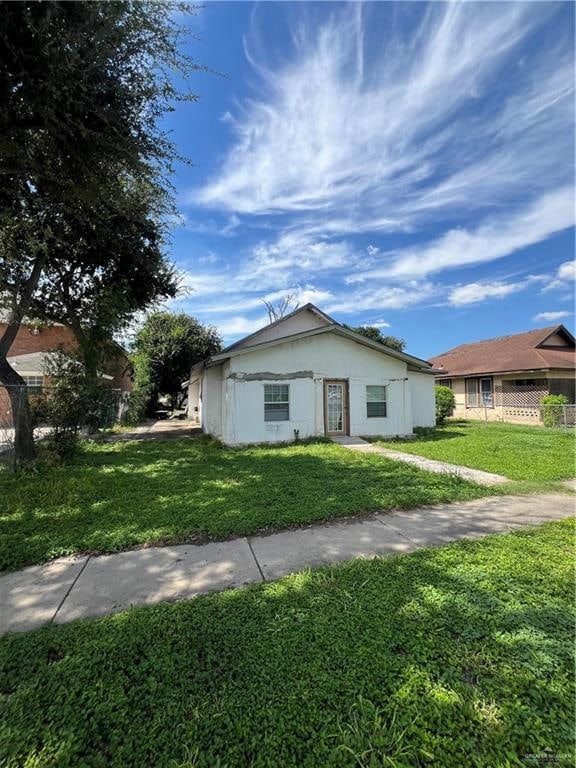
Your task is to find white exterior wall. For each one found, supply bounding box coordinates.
[409,371,436,427]
[187,380,200,423]
[223,377,317,444]
[201,364,224,438]
[233,311,329,350]
[214,333,420,445]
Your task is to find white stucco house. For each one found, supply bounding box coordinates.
[184,304,437,445]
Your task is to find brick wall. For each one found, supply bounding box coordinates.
[2,323,132,392]
[1,323,77,356]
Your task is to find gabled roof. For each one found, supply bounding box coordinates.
[6,351,50,373]
[218,303,334,355]
[430,325,576,377]
[186,304,435,382]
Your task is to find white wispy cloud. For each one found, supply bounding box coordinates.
[542,260,576,292]
[449,281,527,307]
[533,310,572,323]
[557,262,575,281]
[325,281,438,315]
[244,233,355,288]
[351,187,574,281]
[174,3,573,333]
[194,2,573,242]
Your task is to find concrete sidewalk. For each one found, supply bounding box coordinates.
[1,494,573,636]
[332,436,509,486]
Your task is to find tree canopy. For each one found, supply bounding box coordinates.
[0,1,201,463]
[345,325,406,352]
[29,183,179,386]
[130,312,222,418]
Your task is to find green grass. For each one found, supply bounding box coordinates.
[0,437,492,572]
[371,421,576,482]
[1,521,574,767]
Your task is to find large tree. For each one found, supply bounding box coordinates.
[0,1,199,464]
[131,312,222,416]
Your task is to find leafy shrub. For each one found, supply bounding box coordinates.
[125,350,152,425]
[540,393,569,428]
[435,385,456,424]
[43,350,119,459]
[29,393,50,426]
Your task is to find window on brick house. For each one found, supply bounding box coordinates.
[23,375,44,396]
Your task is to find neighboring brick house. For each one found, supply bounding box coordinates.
[1,322,132,393]
[430,325,575,424]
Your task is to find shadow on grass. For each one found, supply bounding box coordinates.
[0,438,492,571]
[0,521,573,767]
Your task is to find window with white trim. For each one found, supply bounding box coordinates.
[23,375,44,395]
[264,384,289,421]
[366,385,387,417]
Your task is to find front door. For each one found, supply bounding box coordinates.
[324,380,349,436]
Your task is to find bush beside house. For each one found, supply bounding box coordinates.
[435,385,456,424]
[540,393,569,428]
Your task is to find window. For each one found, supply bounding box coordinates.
[465,378,478,407]
[264,384,289,421]
[465,377,493,408]
[366,385,387,417]
[480,377,493,407]
[23,375,43,396]
[438,379,452,389]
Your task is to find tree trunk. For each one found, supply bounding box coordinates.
[0,253,47,466]
[0,357,36,467]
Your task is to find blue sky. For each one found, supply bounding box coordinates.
[164,1,575,359]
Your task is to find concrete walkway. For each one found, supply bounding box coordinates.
[1,494,573,637]
[101,420,202,443]
[332,436,509,486]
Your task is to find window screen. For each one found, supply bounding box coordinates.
[264,384,289,421]
[366,385,387,417]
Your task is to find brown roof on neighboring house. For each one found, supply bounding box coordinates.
[430,325,576,377]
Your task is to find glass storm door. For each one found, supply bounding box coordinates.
[325,381,348,435]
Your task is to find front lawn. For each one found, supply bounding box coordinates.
[0,437,491,572]
[1,521,573,767]
[372,421,575,481]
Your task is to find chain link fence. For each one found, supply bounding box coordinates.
[0,384,130,464]
[463,403,576,429]
[538,403,576,429]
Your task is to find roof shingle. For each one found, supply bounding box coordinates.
[430,325,576,377]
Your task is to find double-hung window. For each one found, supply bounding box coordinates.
[465,378,478,407]
[366,385,387,417]
[465,377,493,408]
[264,384,289,421]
